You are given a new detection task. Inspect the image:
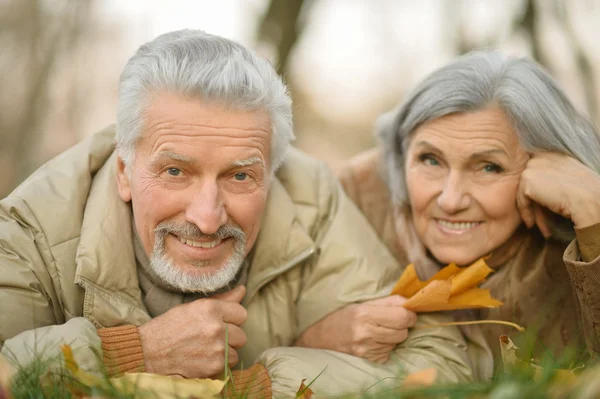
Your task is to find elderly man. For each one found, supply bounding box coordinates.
[0,30,474,396]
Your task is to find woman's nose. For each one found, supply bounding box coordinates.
[436,172,471,214]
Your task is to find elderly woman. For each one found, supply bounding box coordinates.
[297,50,600,373]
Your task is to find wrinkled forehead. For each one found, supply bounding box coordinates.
[138,92,273,155]
[408,107,525,155]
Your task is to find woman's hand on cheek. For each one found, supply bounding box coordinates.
[295,296,417,363]
[517,152,600,234]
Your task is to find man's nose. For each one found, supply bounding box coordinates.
[436,171,471,214]
[185,180,227,235]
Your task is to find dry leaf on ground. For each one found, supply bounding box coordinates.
[296,379,314,399]
[112,373,225,398]
[61,344,225,399]
[402,368,437,387]
[499,335,582,385]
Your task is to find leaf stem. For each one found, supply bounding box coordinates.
[414,319,525,332]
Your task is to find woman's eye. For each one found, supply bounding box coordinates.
[167,168,182,176]
[419,154,439,166]
[482,163,503,173]
[234,172,248,181]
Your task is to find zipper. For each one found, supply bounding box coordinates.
[245,246,316,304]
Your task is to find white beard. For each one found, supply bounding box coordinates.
[146,222,247,294]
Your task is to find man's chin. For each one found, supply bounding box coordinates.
[148,254,242,293]
[177,263,230,282]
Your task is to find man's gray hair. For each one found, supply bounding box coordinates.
[116,29,294,174]
[378,50,600,206]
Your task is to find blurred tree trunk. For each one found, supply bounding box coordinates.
[554,1,597,120]
[257,0,308,75]
[518,0,548,70]
[0,0,95,196]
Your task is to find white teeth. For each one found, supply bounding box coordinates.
[437,220,480,230]
[178,236,222,248]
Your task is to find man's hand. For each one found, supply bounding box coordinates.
[138,285,247,378]
[295,296,417,363]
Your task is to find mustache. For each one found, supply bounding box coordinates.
[154,221,246,241]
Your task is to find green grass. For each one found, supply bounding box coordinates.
[1,338,599,399]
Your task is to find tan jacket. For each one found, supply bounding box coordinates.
[336,148,600,370]
[0,127,476,396]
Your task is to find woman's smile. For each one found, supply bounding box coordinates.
[434,219,483,236]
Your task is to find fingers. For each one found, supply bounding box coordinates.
[517,172,553,237]
[533,203,552,238]
[366,303,418,330]
[367,295,409,307]
[371,325,410,345]
[516,185,535,229]
[226,348,239,368]
[212,285,246,303]
[362,343,396,363]
[217,301,248,325]
[203,286,247,325]
[225,324,247,348]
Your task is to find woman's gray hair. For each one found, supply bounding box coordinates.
[116,29,294,174]
[377,50,600,240]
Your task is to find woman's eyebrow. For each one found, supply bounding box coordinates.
[413,140,442,153]
[468,149,508,160]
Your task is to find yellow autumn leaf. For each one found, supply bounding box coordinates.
[402,368,437,387]
[391,258,502,312]
[61,344,225,399]
[111,373,225,399]
[402,280,451,312]
[295,379,314,399]
[499,335,582,385]
[61,344,107,388]
[449,258,494,296]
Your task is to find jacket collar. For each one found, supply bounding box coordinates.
[75,150,315,325]
[244,178,316,303]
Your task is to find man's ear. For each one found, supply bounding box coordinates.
[116,156,132,202]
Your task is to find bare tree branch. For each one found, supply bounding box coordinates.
[554,0,597,120]
[257,0,307,74]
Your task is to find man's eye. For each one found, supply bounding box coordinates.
[167,168,182,176]
[482,163,503,173]
[234,172,248,181]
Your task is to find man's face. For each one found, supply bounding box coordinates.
[116,93,272,293]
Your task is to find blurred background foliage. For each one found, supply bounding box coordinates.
[1,0,600,197]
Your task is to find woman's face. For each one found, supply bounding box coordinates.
[405,107,530,265]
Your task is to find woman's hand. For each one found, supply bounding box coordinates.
[517,152,600,236]
[295,296,417,363]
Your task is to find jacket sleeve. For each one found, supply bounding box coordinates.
[1,318,104,374]
[257,313,473,398]
[563,224,600,357]
[294,164,402,334]
[0,198,104,373]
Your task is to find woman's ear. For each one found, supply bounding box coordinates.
[116,156,132,202]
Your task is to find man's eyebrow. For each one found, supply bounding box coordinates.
[231,156,265,168]
[150,151,194,166]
